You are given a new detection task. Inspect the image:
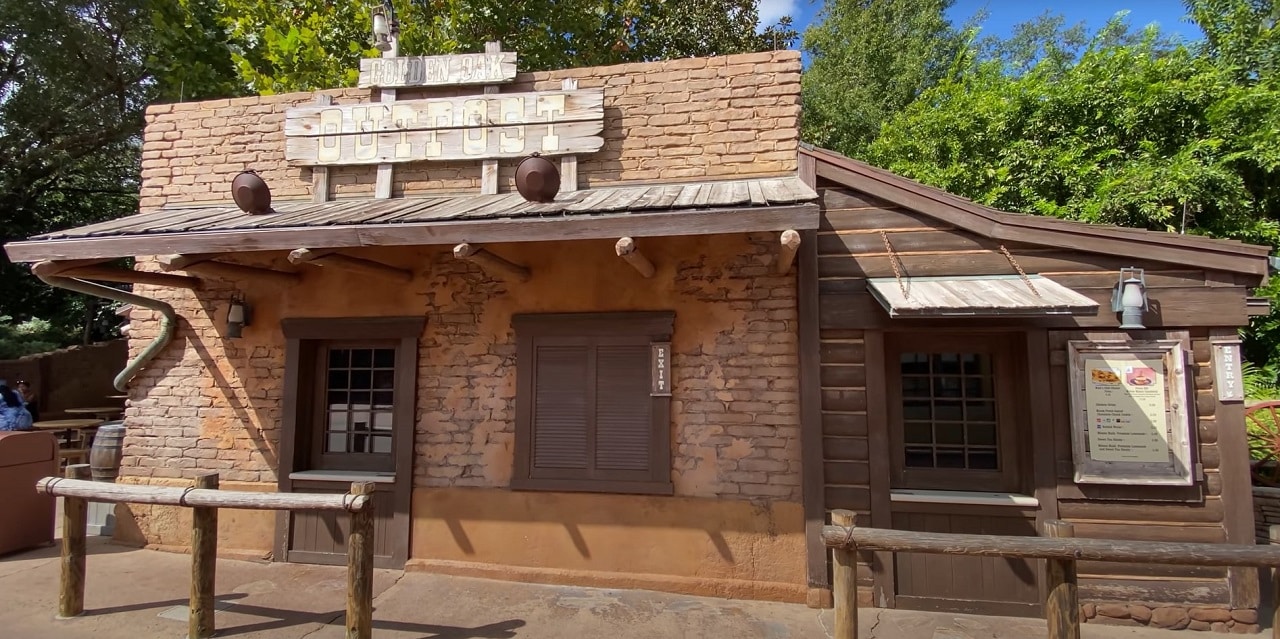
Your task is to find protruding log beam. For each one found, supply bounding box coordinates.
[157,254,301,286]
[453,243,531,282]
[777,229,801,274]
[615,237,655,278]
[33,260,202,289]
[288,248,414,283]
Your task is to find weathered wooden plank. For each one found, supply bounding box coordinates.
[1069,521,1227,544]
[820,188,900,211]
[818,229,997,255]
[286,120,604,166]
[825,461,871,485]
[822,389,867,412]
[820,364,866,387]
[825,486,871,511]
[36,477,371,511]
[1046,270,1208,289]
[1076,560,1227,579]
[824,435,869,461]
[818,250,1187,279]
[819,341,865,364]
[358,52,517,88]
[1056,498,1224,523]
[822,525,1275,567]
[285,90,603,136]
[1079,578,1227,605]
[823,412,867,437]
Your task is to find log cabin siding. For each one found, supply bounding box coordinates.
[815,184,1252,610]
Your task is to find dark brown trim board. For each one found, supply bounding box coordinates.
[797,229,827,592]
[1211,329,1260,609]
[4,204,821,262]
[863,330,895,607]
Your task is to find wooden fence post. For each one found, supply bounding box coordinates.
[58,464,91,618]
[832,509,858,639]
[1043,520,1079,639]
[189,472,219,639]
[1270,525,1280,634]
[346,482,375,639]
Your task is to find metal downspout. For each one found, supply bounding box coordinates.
[35,272,178,392]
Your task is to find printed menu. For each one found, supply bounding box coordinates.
[1083,355,1169,463]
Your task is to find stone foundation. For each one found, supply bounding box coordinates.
[1083,603,1259,633]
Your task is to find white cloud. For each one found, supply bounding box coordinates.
[757,0,797,26]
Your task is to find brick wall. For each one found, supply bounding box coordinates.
[121,232,799,503]
[138,50,800,210]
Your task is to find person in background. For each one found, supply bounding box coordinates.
[16,380,38,422]
[0,380,33,431]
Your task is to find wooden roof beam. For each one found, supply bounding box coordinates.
[453,243,530,282]
[777,229,801,274]
[157,254,301,286]
[615,237,654,278]
[288,249,415,283]
[32,260,201,289]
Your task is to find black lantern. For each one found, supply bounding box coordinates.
[515,153,560,203]
[227,294,251,338]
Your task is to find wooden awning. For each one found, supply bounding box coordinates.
[867,275,1100,318]
[4,176,818,262]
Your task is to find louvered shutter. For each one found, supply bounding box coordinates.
[531,345,590,470]
[594,344,652,473]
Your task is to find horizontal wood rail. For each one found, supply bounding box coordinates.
[823,509,1280,639]
[40,467,376,639]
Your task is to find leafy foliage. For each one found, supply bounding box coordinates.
[0,316,76,360]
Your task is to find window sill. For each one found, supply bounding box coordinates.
[511,477,674,496]
[889,489,1038,507]
[288,470,396,484]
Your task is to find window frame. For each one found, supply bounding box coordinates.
[885,333,1022,493]
[281,317,422,476]
[512,311,675,496]
[310,340,400,472]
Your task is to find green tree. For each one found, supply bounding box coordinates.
[800,0,964,159]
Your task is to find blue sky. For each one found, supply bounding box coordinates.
[759,0,1205,44]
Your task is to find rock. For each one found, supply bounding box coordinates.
[1189,620,1212,631]
[1097,603,1130,619]
[1212,622,1230,633]
[1082,603,1097,619]
[1230,609,1258,624]
[1191,608,1233,623]
[1090,616,1140,627]
[1128,605,1152,624]
[1230,623,1260,634]
[1151,607,1191,630]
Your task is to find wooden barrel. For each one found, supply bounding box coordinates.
[89,422,125,482]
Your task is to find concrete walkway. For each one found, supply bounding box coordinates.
[0,538,1257,638]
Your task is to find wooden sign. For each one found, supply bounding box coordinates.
[1067,340,1194,486]
[284,89,604,166]
[1213,341,1244,402]
[358,52,517,88]
[651,342,672,396]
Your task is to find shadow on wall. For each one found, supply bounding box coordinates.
[0,340,128,419]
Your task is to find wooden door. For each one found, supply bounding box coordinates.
[880,333,1043,616]
[283,479,401,568]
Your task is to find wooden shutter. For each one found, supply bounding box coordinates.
[514,312,674,495]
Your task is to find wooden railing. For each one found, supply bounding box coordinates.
[37,465,377,639]
[822,509,1280,639]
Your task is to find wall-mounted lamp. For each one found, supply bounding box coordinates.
[227,295,252,338]
[371,1,398,52]
[1111,267,1148,330]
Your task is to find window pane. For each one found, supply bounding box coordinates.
[966,401,995,422]
[372,370,394,390]
[372,391,394,409]
[371,435,392,454]
[326,432,348,453]
[902,377,930,397]
[904,422,932,444]
[933,376,962,397]
[968,422,997,445]
[901,353,930,375]
[352,349,373,367]
[935,449,965,468]
[351,412,372,433]
[373,349,395,368]
[933,353,962,375]
[964,376,993,398]
[935,400,963,421]
[351,369,372,389]
[903,400,931,420]
[904,447,933,468]
[968,450,998,470]
[328,349,350,368]
[962,353,989,375]
[327,370,349,390]
[935,424,964,445]
[328,412,348,430]
[327,391,348,409]
[350,391,371,407]
[373,412,394,431]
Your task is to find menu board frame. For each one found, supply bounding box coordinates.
[1068,339,1194,486]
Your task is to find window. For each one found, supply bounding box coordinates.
[887,334,1021,492]
[513,312,674,495]
[281,318,423,474]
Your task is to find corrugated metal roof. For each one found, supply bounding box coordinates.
[867,275,1100,318]
[35,176,817,240]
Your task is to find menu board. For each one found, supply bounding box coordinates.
[1082,355,1169,463]
[1068,340,1193,486]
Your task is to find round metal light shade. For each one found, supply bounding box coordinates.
[515,154,560,203]
[231,170,272,214]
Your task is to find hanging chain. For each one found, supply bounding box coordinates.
[999,244,1040,298]
[880,231,909,299]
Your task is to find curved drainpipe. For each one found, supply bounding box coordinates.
[36,272,178,392]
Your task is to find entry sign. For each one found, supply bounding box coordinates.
[358,52,518,89]
[651,343,672,396]
[1213,341,1244,402]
